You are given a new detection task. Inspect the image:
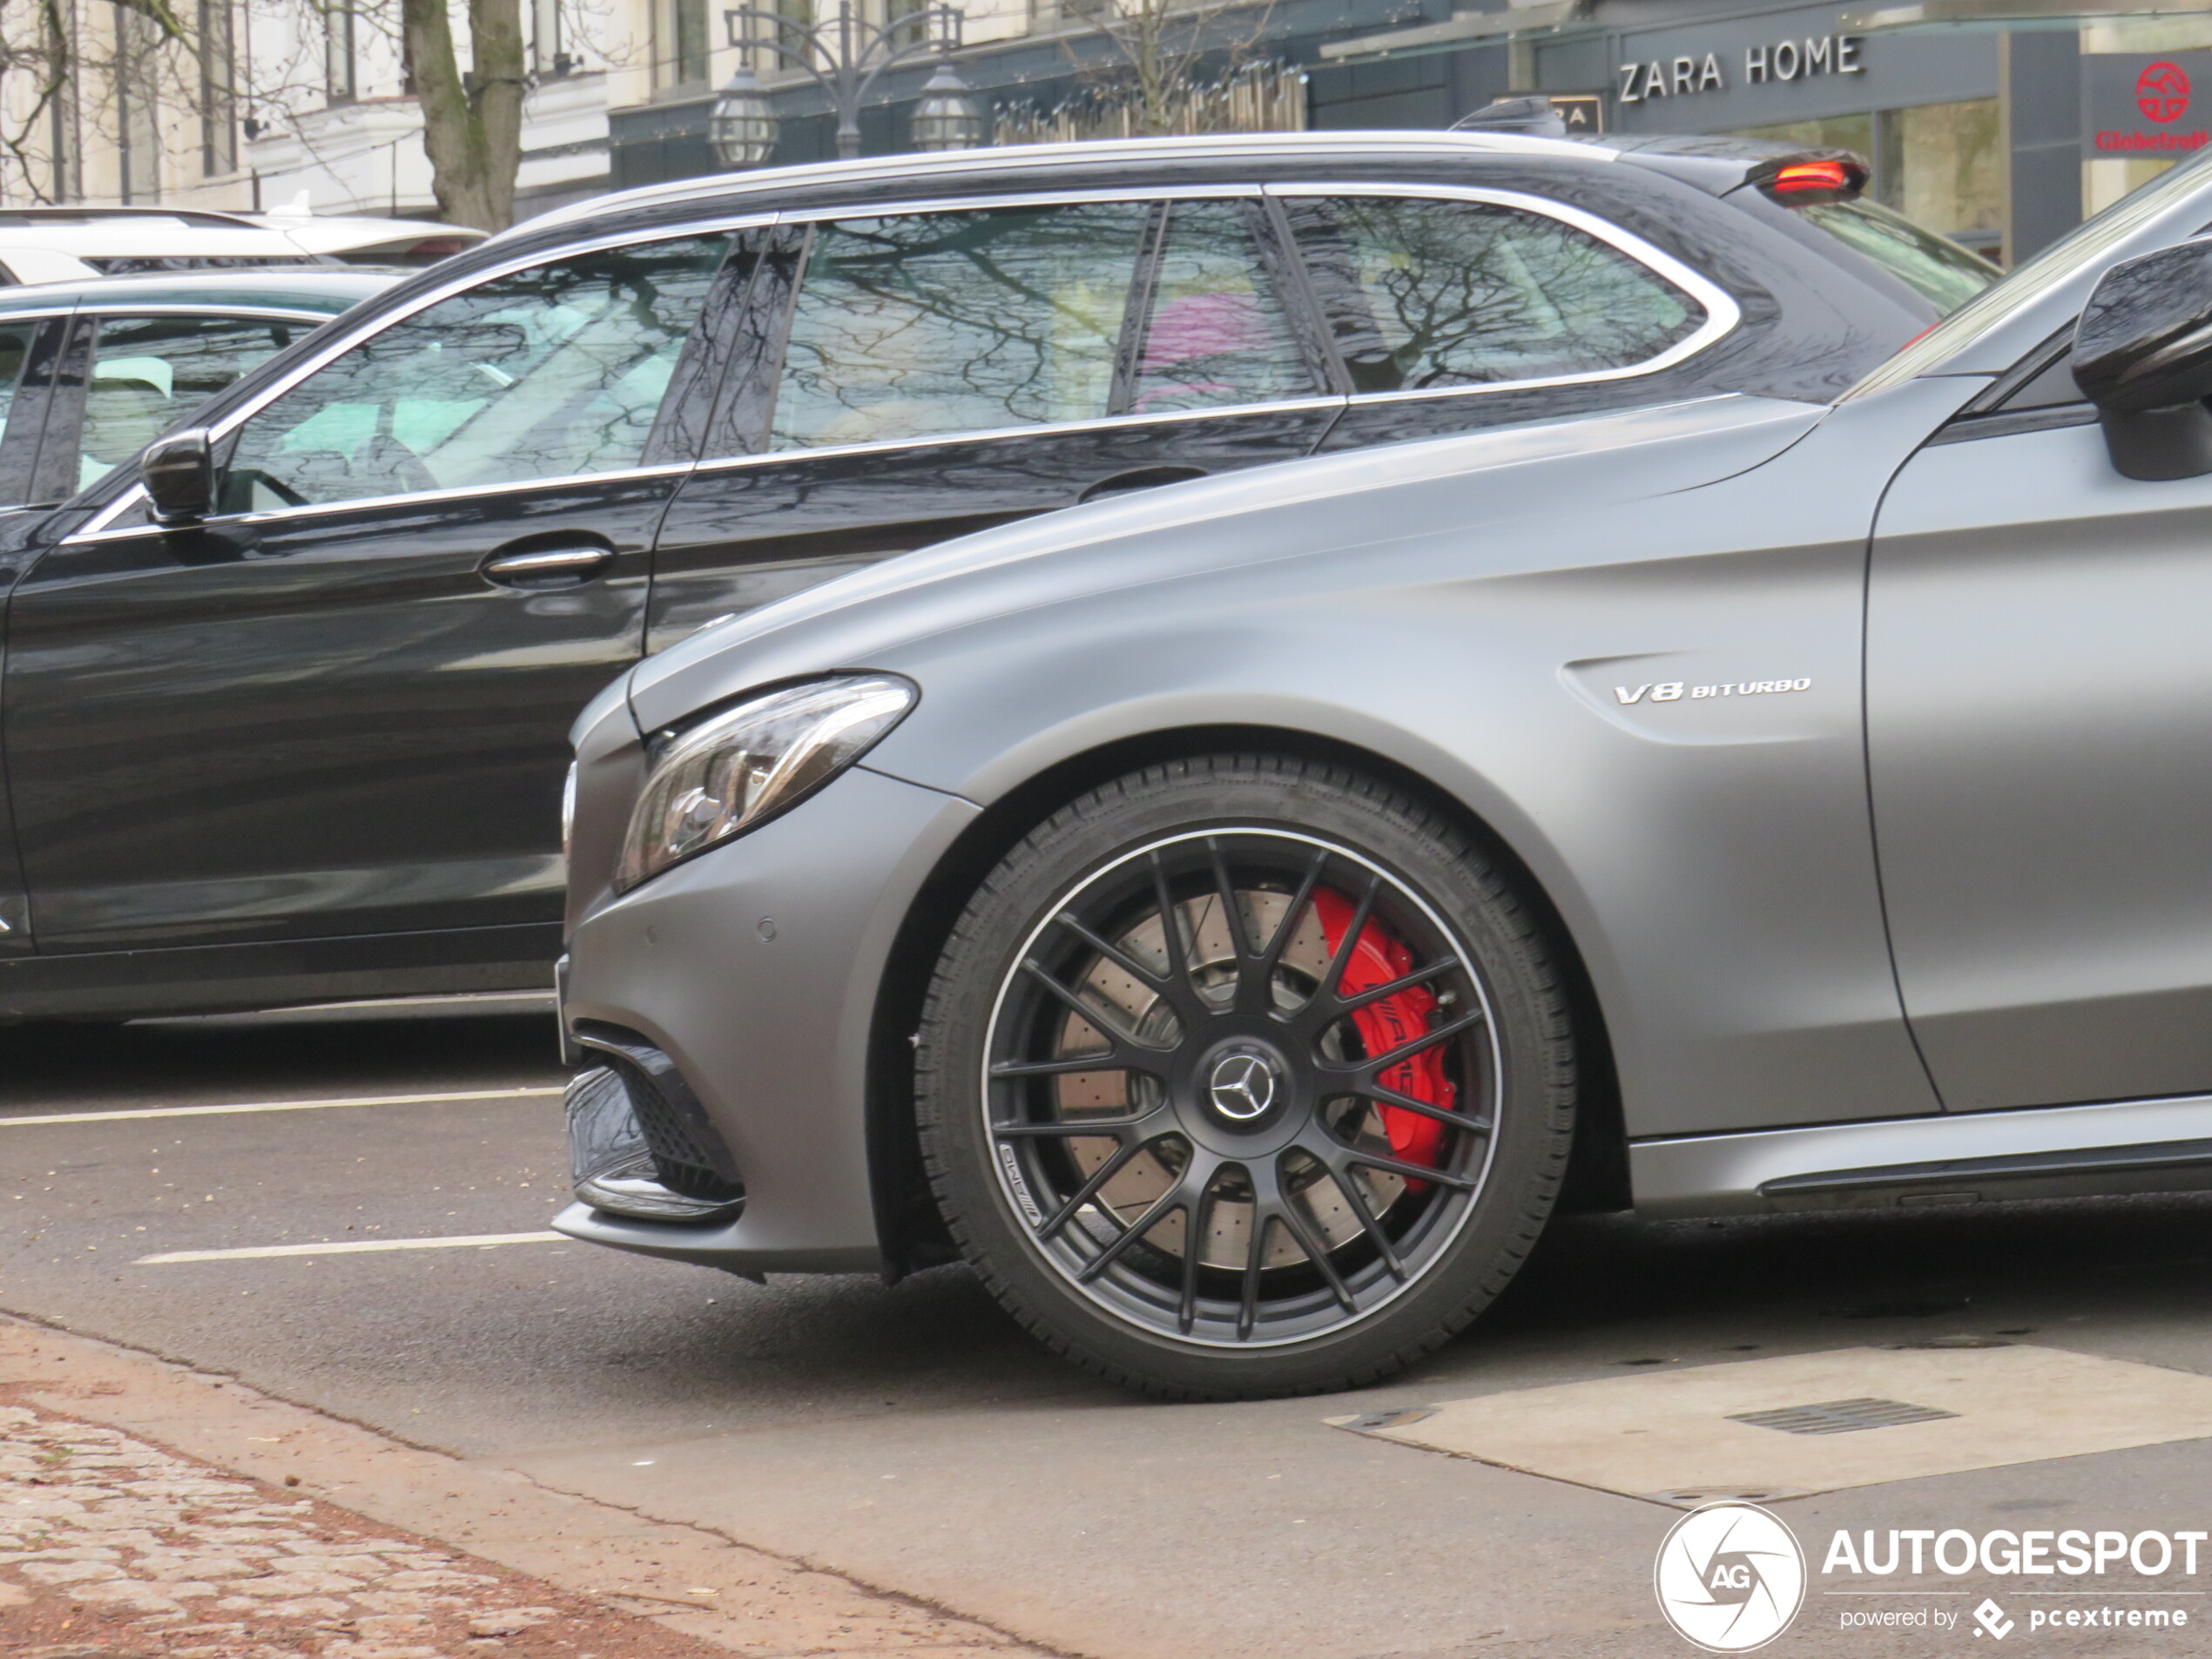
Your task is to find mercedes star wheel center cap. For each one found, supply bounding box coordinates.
[1207,1052,1279,1122]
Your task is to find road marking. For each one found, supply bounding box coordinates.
[136,1231,567,1264]
[0,1085,563,1129]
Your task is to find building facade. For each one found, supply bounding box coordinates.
[0,0,2203,262]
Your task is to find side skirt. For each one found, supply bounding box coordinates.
[1631,1093,2212,1218]
[0,922,560,1022]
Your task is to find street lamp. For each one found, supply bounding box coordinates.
[708,61,782,168]
[909,59,988,152]
[714,0,978,168]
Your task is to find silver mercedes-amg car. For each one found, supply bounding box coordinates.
[555,150,2212,1399]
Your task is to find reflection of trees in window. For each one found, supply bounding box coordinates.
[222,237,725,509]
[771,205,1150,450]
[0,328,33,447]
[84,317,301,487]
[1288,199,1701,394]
[1132,199,1312,414]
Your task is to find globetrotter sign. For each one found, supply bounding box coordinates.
[2082,51,2212,157]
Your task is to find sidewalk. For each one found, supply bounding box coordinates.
[0,1315,1068,1659]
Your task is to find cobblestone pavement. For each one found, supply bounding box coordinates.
[0,1398,731,1659]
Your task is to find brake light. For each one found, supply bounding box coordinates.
[1772,159,1852,193]
[1757,154,1869,206]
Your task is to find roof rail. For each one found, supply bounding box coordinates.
[0,206,267,229]
[497,129,1609,243]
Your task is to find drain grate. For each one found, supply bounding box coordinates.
[1728,1396,1959,1436]
[1340,1407,1435,1433]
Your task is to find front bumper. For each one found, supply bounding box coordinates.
[550,764,980,1276]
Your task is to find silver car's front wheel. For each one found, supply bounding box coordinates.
[916,755,1578,1399]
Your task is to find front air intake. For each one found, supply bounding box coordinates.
[566,1023,744,1223]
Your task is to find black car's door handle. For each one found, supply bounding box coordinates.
[480,543,616,589]
[1078,465,1210,504]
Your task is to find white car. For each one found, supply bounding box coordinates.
[0,200,484,284]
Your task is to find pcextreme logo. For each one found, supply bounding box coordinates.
[1655,1501,1808,1651]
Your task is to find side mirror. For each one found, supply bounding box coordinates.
[142,427,214,524]
[2073,240,2212,481]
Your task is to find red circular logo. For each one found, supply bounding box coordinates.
[2140,60,2191,123]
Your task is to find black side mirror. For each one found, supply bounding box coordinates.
[2073,240,2212,481]
[142,427,215,525]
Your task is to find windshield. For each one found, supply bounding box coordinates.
[1794,198,1999,314]
[1847,147,2212,400]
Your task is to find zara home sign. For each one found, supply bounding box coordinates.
[1617,33,1863,104]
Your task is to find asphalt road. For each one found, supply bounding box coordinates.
[10,1000,2212,1656]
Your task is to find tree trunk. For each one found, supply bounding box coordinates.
[401,0,526,232]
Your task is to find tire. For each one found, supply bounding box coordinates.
[914,754,1578,1399]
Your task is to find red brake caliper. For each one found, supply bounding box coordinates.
[1312,889,1455,1190]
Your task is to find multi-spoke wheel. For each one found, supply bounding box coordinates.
[917,756,1578,1399]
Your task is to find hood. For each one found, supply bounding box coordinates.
[624,393,1828,735]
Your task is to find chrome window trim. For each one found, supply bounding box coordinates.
[59,214,772,542]
[718,179,1736,462]
[65,462,698,543]
[69,484,148,539]
[0,307,75,324]
[1264,182,1741,405]
[696,395,1348,475]
[73,305,354,323]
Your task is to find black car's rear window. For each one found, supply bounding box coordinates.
[1790,198,2000,314]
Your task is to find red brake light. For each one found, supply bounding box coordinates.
[1755,154,1869,206]
[1772,159,1851,193]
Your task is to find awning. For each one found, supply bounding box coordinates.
[1841,0,2212,30]
[1318,0,1588,64]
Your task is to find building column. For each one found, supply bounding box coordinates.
[2002,28,2081,263]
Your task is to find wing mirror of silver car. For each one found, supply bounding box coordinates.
[142,427,215,525]
[2074,239,2212,482]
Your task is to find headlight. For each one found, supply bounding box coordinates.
[616,675,914,892]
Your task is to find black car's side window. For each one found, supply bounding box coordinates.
[79,315,307,493]
[1282,195,1707,395]
[767,203,1150,450]
[219,235,728,513]
[1127,199,1318,415]
[0,325,38,498]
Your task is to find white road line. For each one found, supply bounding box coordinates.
[136,1231,568,1264]
[0,1085,563,1129]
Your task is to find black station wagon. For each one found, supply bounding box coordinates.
[0,131,1990,1021]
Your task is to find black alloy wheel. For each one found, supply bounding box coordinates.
[916,755,1577,1399]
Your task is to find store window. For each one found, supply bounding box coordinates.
[1736,98,2002,254]
[657,0,711,86]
